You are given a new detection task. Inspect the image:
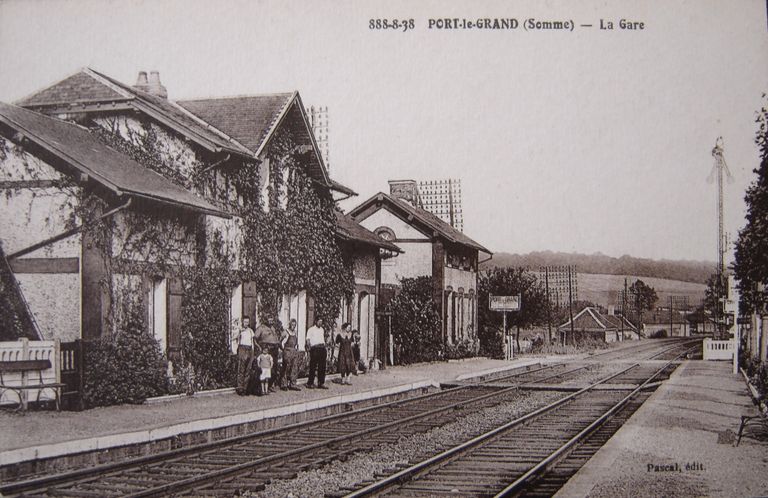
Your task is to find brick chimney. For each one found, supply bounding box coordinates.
[147,71,168,99]
[134,71,149,93]
[388,179,421,207]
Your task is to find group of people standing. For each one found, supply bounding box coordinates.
[235,316,362,396]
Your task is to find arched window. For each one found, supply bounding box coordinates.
[374,226,396,242]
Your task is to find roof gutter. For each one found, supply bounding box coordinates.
[8,198,132,260]
[333,191,356,202]
[479,253,493,265]
[126,191,231,218]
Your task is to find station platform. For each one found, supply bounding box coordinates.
[555,360,768,498]
[0,357,543,477]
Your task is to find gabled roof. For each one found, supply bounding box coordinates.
[559,307,618,331]
[335,211,401,253]
[0,102,228,217]
[18,68,338,190]
[16,69,130,106]
[349,192,491,254]
[17,68,253,157]
[602,313,637,331]
[177,92,332,187]
[177,94,293,155]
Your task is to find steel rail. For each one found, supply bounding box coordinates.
[120,379,535,498]
[494,346,696,497]
[6,359,589,496]
[645,339,701,360]
[527,364,589,384]
[587,338,687,361]
[0,381,495,496]
[341,363,640,498]
[2,341,695,497]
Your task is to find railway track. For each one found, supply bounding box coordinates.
[0,369,579,498]
[2,339,699,497]
[586,337,697,361]
[340,346,696,498]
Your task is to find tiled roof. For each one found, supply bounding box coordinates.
[602,314,637,331]
[18,68,252,157]
[336,211,401,252]
[177,94,293,154]
[89,70,253,156]
[178,93,332,187]
[0,102,227,217]
[19,68,337,189]
[350,192,491,254]
[559,307,616,330]
[17,70,130,106]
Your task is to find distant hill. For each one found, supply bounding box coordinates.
[578,273,706,308]
[483,251,714,285]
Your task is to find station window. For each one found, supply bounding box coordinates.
[374,226,396,241]
[149,277,168,354]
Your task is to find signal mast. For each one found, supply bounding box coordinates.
[708,137,733,336]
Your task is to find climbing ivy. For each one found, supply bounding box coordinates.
[240,127,354,327]
[179,231,239,390]
[4,110,355,399]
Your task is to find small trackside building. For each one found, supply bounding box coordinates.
[335,211,401,363]
[349,184,492,348]
[558,306,638,343]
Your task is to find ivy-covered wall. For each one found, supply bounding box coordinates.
[2,99,360,398]
[0,137,82,341]
[0,137,80,257]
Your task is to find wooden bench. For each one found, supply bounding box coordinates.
[0,359,66,411]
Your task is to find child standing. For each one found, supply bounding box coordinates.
[257,350,273,395]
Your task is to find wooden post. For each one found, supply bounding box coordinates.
[385,314,392,370]
[76,339,85,410]
[54,339,61,384]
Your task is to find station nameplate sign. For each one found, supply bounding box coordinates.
[489,295,521,311]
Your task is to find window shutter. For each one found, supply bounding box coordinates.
[243,281,259,323]
[167,277,184,365]
[306,294,316,328]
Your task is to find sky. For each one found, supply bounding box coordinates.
[1,0,766,263]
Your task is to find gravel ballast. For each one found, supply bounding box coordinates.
[248,390,563,498]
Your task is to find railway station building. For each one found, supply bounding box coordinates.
[558,306,638,343]
[0,68,397,374]
[349,180,492,347]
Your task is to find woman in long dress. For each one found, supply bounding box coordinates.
[336,322,355,385]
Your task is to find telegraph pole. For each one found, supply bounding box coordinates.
[708,138,733,339]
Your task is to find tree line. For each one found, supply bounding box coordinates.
[485,251,713,284]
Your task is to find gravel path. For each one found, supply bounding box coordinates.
[246,390,563,498]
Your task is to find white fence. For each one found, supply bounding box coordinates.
[703,338,734,361]
[0,339,60,406]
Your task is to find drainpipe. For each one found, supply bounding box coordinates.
[8,198,132,260]
[199,154,231,175]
